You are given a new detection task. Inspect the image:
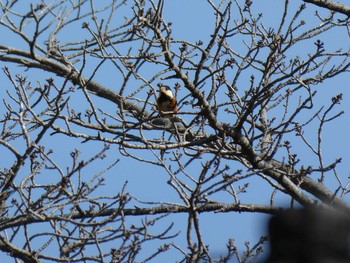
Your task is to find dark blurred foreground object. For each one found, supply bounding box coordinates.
[265,208,350,263]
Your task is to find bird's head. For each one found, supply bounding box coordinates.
[159,85,174,99]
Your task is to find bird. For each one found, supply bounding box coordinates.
[156,85,178,118]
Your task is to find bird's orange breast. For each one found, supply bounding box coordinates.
[157,97,178,116]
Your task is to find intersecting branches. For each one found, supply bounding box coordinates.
[0,0,350,262]
[0,68,180,262]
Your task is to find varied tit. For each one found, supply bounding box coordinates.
[156,85,178,117]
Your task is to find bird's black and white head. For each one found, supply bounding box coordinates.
[159,85,174,99]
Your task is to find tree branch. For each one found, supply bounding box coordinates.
[303,0,350,16]
[0,202,280,230]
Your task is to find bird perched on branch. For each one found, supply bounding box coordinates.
[156,85,178,118]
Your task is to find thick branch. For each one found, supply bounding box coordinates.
[0,45,148,119]
[303,0,350,16]
[0,235,39,263]
[0,203,280,230]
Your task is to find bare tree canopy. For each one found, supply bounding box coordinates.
[0,0,350,262]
